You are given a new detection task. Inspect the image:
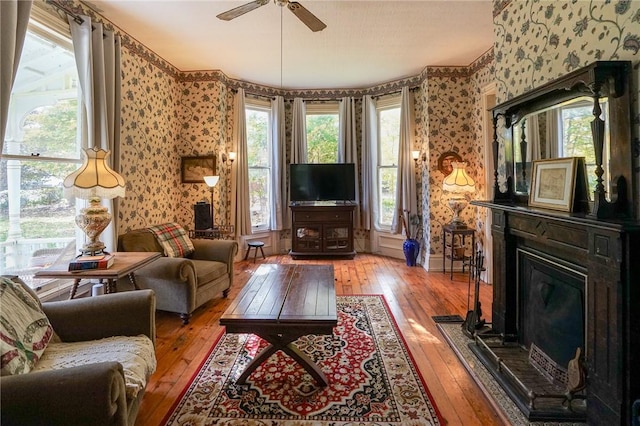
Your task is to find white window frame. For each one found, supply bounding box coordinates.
[245,99,272,232]
[375,95,401,231]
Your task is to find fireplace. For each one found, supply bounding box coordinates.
[469,248,588,421]
[468,204,640,425]
[475,61,639,425]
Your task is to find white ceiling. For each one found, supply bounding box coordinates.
[85,0,494,90]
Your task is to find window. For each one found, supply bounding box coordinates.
[245,101,272,230]
[1,18,81,292]
[376,98,401,228]
[306,103,339,163]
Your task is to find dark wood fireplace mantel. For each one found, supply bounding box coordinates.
[473,200,640,424]
[475,61,640,424]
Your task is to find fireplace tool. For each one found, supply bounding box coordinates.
[462,247,486,338]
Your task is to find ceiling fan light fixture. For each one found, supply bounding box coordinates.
[275,0,288,7]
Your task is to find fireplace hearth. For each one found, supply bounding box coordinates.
[468,248,588,422]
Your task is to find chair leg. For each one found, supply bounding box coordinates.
[223,288,230,298]
[259,246,265,259]
[253,247,258,263]
[179,313,191,325]
[243,246,251,260]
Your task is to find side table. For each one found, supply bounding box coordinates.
[442,224,475,280]
[189,225,235,240]
[34,252,161,299]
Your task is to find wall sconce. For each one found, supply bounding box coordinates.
[412,150,420,163]
[221,152,236,164]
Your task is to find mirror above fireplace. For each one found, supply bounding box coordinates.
[490,61,635,220]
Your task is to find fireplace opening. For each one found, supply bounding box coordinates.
[469,248,588,422]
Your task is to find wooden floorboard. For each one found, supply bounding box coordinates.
[135,253,504,426]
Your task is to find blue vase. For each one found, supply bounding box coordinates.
[403,238,420,266]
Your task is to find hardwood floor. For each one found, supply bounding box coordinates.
[136,253,506,425]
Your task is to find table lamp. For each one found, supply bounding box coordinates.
[203,175,219,228]
[442,161,475,228]
[63,147,125,256]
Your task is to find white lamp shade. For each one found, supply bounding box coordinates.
[204,175,220,187]
[63,147,125,199]
[228,152,236,162]
[442,161,476,194]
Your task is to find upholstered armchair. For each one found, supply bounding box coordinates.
[117,223,238,324]
[0,277,156,426]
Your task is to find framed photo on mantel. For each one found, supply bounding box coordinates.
[181,155,216,183]
[529,157,579,212]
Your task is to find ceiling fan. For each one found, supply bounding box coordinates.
[216,0,327,32]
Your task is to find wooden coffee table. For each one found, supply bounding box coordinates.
[220,264,337,386]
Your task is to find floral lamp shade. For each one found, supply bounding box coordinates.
[442,161,476,228]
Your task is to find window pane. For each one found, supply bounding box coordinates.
[306,114,338,163]
[1,159,76,286]
[379,108,400,166]
[249,168,270,228]
[377,105,400,228]
[246,109,269,167]
[245,106,271,229]
[379,167,397,226]
[3,30,80,160]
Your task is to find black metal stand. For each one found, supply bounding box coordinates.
[462,247,486,338]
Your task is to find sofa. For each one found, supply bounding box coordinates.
[117,223,238,324]
[0,277,156,426]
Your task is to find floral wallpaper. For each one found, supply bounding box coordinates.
[417,50,495,262]
[494,0,640,101]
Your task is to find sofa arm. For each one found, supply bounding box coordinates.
[1,362,128,426]
[191,239,238,267]
[135,256,197,285]
[43,289,156,346]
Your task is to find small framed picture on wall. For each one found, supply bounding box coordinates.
[181,155,216,183]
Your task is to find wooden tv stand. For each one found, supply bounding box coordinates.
[290,202,356,258]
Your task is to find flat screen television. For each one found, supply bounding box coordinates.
[290,163,356,202]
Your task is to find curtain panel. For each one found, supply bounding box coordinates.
[270,96,287,230]
[360,95,377,231]
[291,98,307,164]
[69,15,122,252]
[233,88,252,236]
[0,0,33,150]
[391,87,417,235]
[338,96,361,229]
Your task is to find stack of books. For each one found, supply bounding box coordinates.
[68,254,115,271]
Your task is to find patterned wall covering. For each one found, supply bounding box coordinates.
[492,0,640,198]
[118,49,182,231]
[173,80,234,230]
[421,50,495,260]
[494,0,640,102]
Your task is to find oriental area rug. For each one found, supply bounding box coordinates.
[164,295,443,425]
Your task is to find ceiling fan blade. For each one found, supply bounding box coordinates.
[216,0,270,21]
[287,2,327,32]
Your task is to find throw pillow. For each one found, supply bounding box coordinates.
[0,277,54,375]
[147,222,195,258]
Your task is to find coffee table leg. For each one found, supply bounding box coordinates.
[282,343,328,386]
[235,339,328,387]
[236,344,278,384]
